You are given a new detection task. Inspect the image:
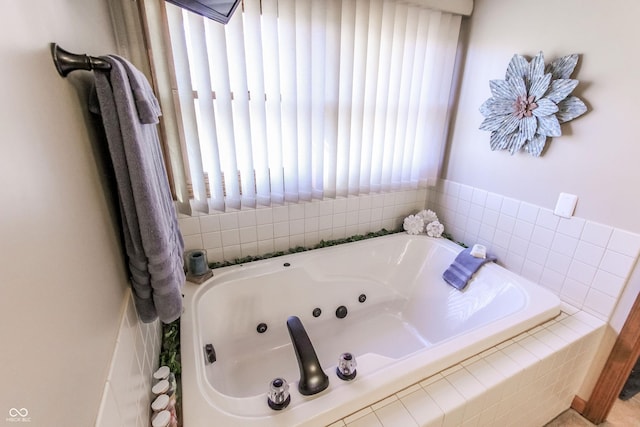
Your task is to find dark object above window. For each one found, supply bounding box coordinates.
[165,0,241,24]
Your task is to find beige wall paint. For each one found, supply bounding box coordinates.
[0,1,128,425]
[444,0,640,234]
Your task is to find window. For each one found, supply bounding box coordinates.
[143,0,463,214]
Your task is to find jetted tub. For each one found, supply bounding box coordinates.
[180,233,560,426]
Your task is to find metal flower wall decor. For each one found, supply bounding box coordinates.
[479,52,587,156]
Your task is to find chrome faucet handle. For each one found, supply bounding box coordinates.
[336,352,357,380]
[267,378,291,410]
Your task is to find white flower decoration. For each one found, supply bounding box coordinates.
[426,220,444,238]
[416,209,439,224]
[403,215,425,235]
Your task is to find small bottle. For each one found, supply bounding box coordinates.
[152,379,177,408]
[151,410,177,427]
[153,366,177,391]
[151,394,177,421]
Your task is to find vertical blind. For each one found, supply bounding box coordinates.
[157,0,462,214]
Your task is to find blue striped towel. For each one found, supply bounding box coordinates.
[442,248,497,290]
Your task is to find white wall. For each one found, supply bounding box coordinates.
[445,0,640,235]
[0,1,129,425]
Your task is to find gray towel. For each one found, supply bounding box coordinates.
[91,55,185,323]
[442,248,497,291]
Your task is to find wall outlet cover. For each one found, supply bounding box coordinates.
[554,193,578,218]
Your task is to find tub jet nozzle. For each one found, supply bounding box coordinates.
[336,352,357,381]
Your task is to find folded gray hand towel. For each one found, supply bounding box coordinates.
[442,247,497,291]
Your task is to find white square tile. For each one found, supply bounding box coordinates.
[540,268,565,294]
[238,210,257,227]
[274,236,290,251]
[485,193,503,212]
[501,343,539,368]
[257,224,274,241]
[305,217,320,233]
[222,244,241,260]
[459,184,474,201]
[599,250,635,278]
[257,239,274,255]
[526,244,549,265]
[183,234,204,252]
[536,209,559,230]
[272,206,289,222]
[374,400,419,427]
[472,189,488,206]
[513,220,534,240]
[566,260,596,286]
[241,242,259,257]
[319,200,334,216]
[289,203,305,220]
[400,388,444,427]
[202,232,222,249]
[551,233,578,257]
[517,203,539,224]
[531,226,554,248]
[556,217,585,239]
[334,198,348,213]
[219,212,239,230]
[289,233,305,248]
[608,229,640,258]
[505,252,525,273]
[423,377,465,413]
[444,180,461,197]
[497,214,516,233]
[583,288,617,320]
[446,369,486,402]
[178,217,201,235]
[581,221,613,247]
[560,278,589,306]
[469,203,485,222]
[493,229,511,249]
[273,221,289,238]
[346,211,360,226]
[591,269,627,299]
[347,196,361,212]
[544,251,571,275]
[501,197,520,217]
[255,207,274,225]
[573,241,605,267]
[289,218,305,235]
[521,260,543,282]
[343,407,374,425]
[305,201,320,218]
[199,214,221,233]
[238,226,258,244]
[482,210,499,228]
[484,351,522,378]
[457,200,471,216]
[221,229,240,246]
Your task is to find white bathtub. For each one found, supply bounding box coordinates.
[180,234,560,426]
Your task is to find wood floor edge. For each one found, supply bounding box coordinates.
[571,395,587,413]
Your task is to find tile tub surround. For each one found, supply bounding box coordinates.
[178,189,428,264]
[428,179,640,322]
[332,306,605,427]
[95,291,163,427]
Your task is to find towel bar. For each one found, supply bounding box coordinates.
[50,43,111,77]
